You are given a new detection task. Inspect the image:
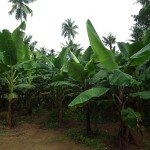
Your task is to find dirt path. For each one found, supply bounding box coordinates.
[0,123,90,150]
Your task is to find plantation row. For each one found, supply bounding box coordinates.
[0,20,150,150]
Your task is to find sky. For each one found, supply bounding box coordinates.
[0,0,141,52]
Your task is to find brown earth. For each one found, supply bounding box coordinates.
[0,112,150,150]
[0,122,90,150]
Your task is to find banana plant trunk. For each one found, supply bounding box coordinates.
[119,115,129,150]
[85,105,92,136]
[58,95,64,125]
[7,100,13,128]
[115,87,129,150]
[27,96,32,115]
[26,92,33,116]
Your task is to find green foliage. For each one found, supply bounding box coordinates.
[8,0,36,22]
[130,91,150,99]
[68,62,88,82]
[0,30,17,65]
[143,139,150,150]
[121,107,142,129]
[109,69,138,86]
[130,43,150,66]
[118,42,129,61]
[69,87,109,108]
[81,46,94,62]
[102,32,116,50]
[0,21,30,66]
[130,0,150,41]
[65,128,107,150]
[49,81,77,87]
[61,19,78,41]
[86,20,118,71]
[89,70,108,84]
[15,84,35,91]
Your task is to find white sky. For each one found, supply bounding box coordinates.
[0,0,141,52]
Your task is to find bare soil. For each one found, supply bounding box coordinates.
[0,122,90,150]
[0,112,150,150]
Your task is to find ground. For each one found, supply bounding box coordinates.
[0,111,150,150]
[0,122,91,150]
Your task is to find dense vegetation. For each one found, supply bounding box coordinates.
[0,1,150,150]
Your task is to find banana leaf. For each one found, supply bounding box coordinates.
[89,70,108,84]
[130,91,150,99]
[12,21,26,63]
[109,69,139,86]
[69,87,109,108]
[130,43,150,66]
[121,107,141,129]
[118,42,129,61]
[86,20,118,71]
[70,51,80,63]
[0,30,17,65]
[15,84,35,91]
[84,58,97,77]
[68,62,88,82]
[49,81,77,87]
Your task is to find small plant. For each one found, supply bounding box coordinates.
[0,111,7,126]
[143,139,150,150]
[39,109,60,129]
[65,128,108,150]
[33,105,43,114]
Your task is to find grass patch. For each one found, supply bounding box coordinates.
[48,135,66,142]
[65,128,108,150]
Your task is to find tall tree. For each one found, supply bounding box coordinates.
[61,19,79,42]
[24,35,37,51]
[8,0,36,22]
[130,0,150,41]
[102,32,116,50]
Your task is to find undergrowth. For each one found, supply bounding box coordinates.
[65,128,109,150]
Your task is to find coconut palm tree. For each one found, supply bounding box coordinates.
[61,19,79,42]
[8,0,36,22]
[24,35,37,51]
[102,32,116,50]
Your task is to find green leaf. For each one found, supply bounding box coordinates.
[58,47,69,66]
[0,30,17,65]
[118,42,129,61]
[130,43,150,66]
[12,22,26,63]
[68,62,88,82]
[81,46,93,62]
[121,107,141,129]
[86,20,118,71]
[97,99,115,110]
[90,70,108,84]
[53,57,61,69]
[130,91,150,99]
[84,58,97,77]
[49,81,77,87]
[15,84,35,91]
[0,51,3,61]
[69,87,109,108]
[109,69,138,86]
[70,51,80,63]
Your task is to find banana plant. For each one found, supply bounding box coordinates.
[86,19,150,150]
[0,22,31,128]
[67,47,110,136]
[48,81,77,125]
